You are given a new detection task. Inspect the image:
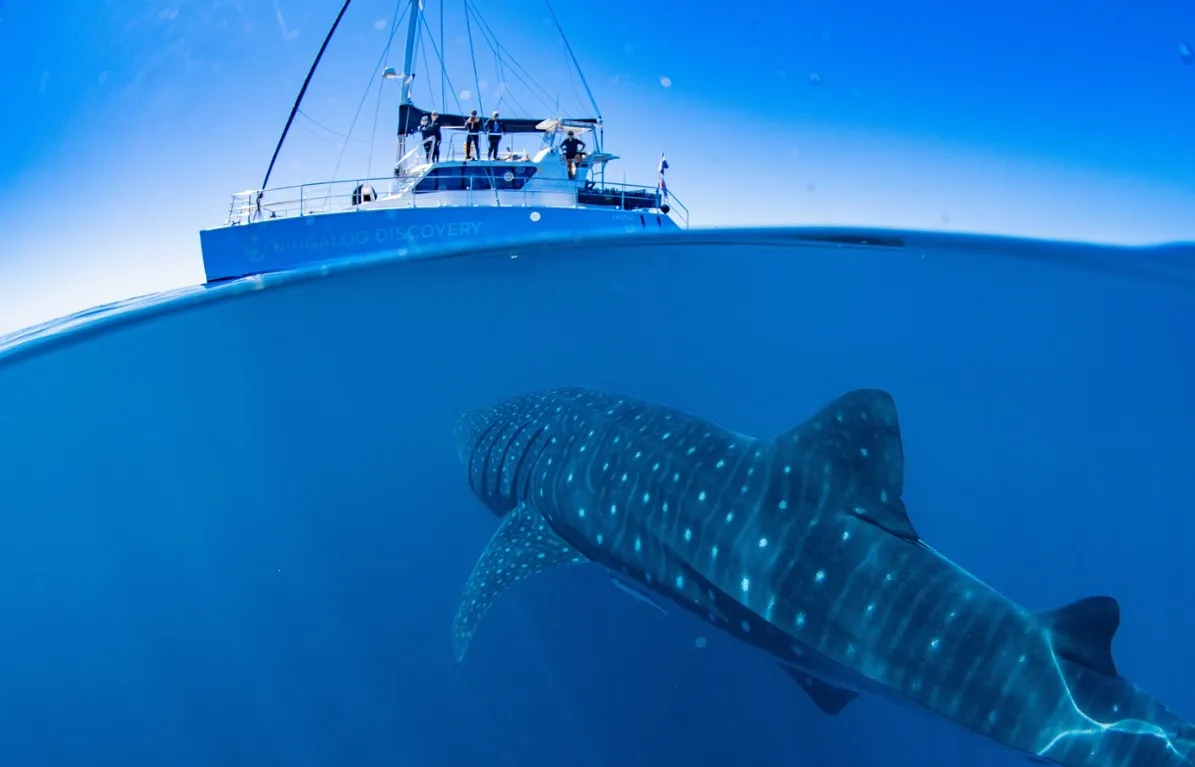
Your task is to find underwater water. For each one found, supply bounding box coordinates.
[0,228,1192,767]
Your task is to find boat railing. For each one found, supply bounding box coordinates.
[224,175,412,224]
[225,174,688,228]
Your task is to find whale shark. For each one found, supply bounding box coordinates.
[450,386,1195,767]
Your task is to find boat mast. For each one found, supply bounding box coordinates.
[396,0,424,164]
[258,0,355,195]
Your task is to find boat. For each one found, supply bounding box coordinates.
[198,0,688,283]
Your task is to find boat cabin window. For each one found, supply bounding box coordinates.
[415,164,537,193]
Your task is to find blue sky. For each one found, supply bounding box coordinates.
[0,0,1192,334]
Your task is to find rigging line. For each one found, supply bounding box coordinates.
[419,11,464,114]
[367,76,385,176]
[419,23,436,110]
[329,1,408,191]
[367,0,408,177]
[259,0,354,194]
[465,9,517,115]
[440,0,446,111]
[541,0,601,120]
[466,0,557,108]
[562,38,585,115]
[292,117,343,146]
[465,0,551,99]
[297,110,368,142]
[486,13,505,111]
[463,0,484,116]
[465,13,555,115]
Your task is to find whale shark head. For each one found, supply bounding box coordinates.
[452,389,583,518]
[452,407,492,465]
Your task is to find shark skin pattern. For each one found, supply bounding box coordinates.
[450,386,1195,767]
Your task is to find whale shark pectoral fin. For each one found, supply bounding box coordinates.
[1039,595,1121,678]
[778,388,918,542]
[451,502,588,663]
[777,664,859,716]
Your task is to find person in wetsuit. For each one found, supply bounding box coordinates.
[484,111,503,161]
[561,129,586,179]
[464,109,482,160]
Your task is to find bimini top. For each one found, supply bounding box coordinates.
[397,103,599,136]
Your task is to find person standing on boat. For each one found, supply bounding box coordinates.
[561,129,586,179]
[484,110,503,161]
[464,110,482,160]
[419,116,433,162]
[422,112,442,162]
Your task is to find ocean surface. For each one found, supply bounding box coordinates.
[0,227,1192,767]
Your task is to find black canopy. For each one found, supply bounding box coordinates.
[398,103,599,135]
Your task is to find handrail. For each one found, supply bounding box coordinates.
[227,169,687,228]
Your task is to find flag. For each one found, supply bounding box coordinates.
[658,154,669,198]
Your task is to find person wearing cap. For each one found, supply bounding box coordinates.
[463,109,482,160]
[484,110,504,160]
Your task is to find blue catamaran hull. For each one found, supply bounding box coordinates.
[199,204,679,282]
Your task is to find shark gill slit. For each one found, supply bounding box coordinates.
[468,418,503,505]
[492,421,531,499]
[515,425,550,503]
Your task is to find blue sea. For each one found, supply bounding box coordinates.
[0,228,1192,767]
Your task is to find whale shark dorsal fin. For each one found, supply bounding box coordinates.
[452,502,588,662]
[777,665,859,716]
[1041,595,1121,678]
[777,388,918,542]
